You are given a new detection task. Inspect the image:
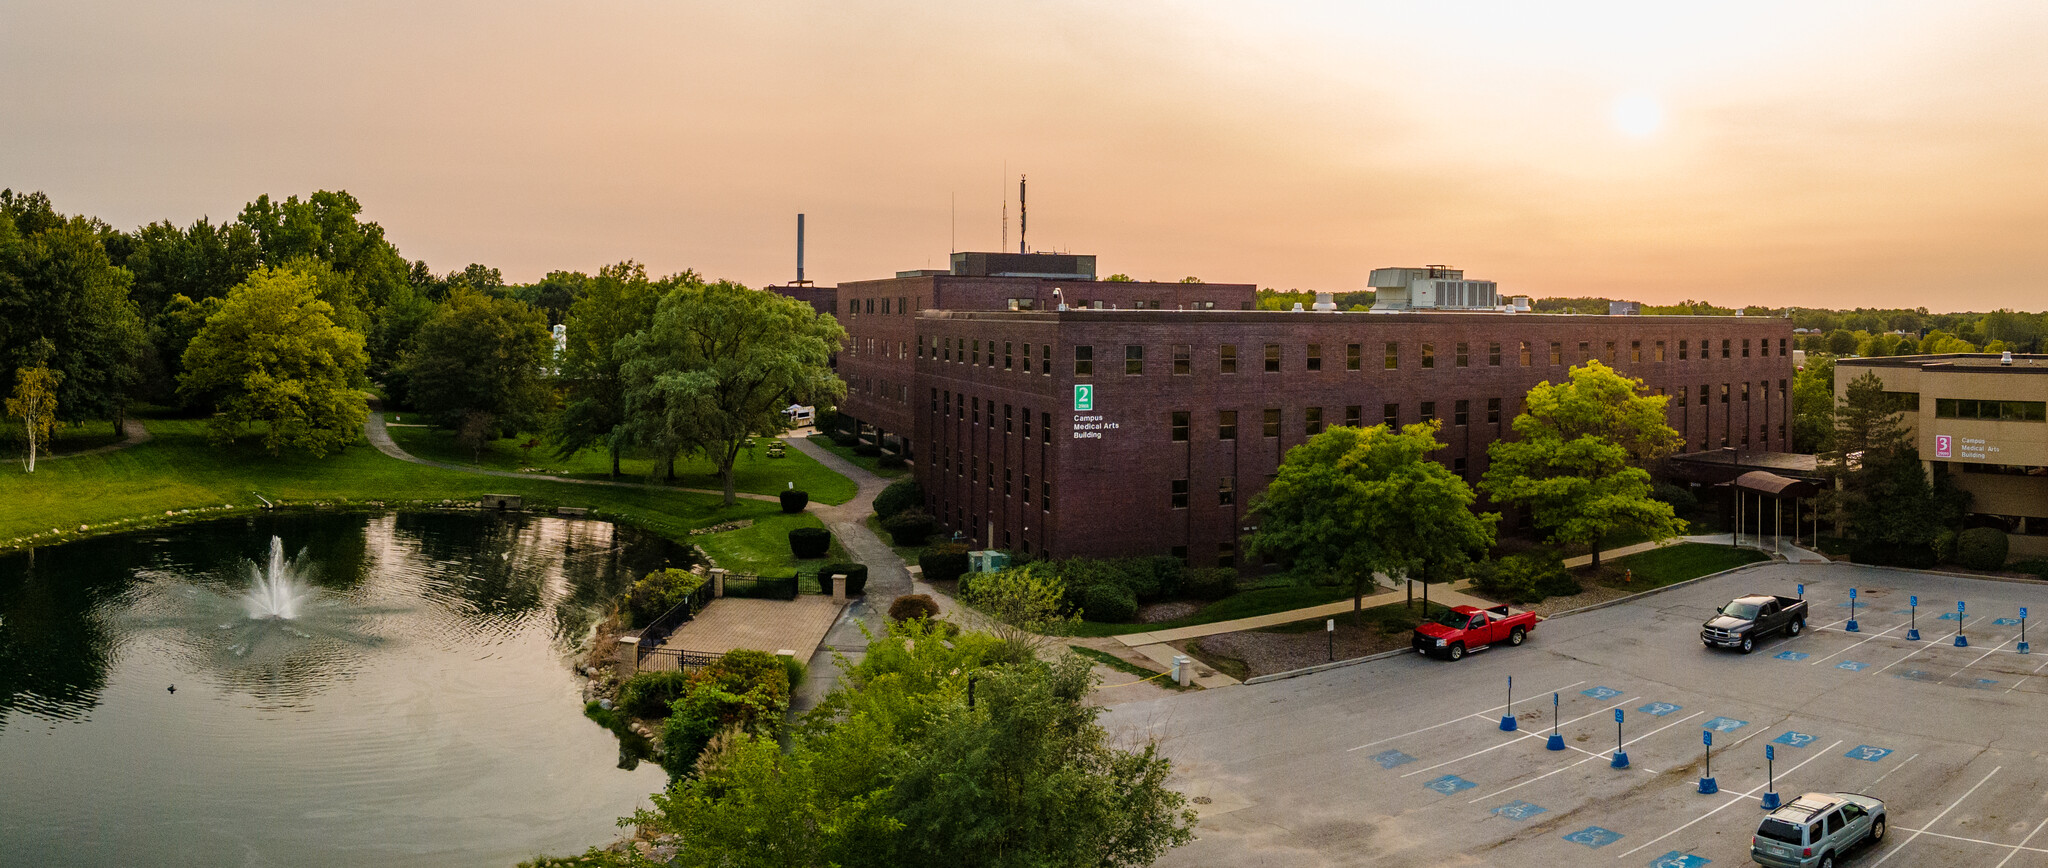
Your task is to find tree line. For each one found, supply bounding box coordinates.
[0,189,844,501]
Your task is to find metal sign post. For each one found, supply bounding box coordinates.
[1611,709,1629,769]
[1326,618,1335,662]
[1956,600,1969,648]
[1908,595,1920,641]
[1846,587,1859,633]
[1500,676,1517,731]
[1547,693,1565,750]
[2021,607,2030,655]
[1699,730,1718,794]
[1761,744,1781,810]
[1797,583,1804,600]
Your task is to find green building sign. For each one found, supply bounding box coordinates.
[1074,384,1094,411]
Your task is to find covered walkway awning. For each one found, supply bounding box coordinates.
[1733,470,1819,500]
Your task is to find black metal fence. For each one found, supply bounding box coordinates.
[637,597,697,661]
[641,647,723,671]
[723,572,801,600]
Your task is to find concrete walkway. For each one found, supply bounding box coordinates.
[1562,533,1832,568]
[648,596,848,669]
[38,417,151,461]
[363,410,779,503]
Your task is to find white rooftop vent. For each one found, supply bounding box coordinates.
[1291,302,1305,312]
[1313,291,1337,312]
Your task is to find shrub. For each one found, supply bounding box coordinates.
[1651,481,1699,514]
[828,430,857,447]
[841,563,869,595]
[878,453,908,469]
[658,649,791,778]
[853,443,882,458]
[615,670,695,719]
[815,409,848,435]
[779,489,809,513]
[881,508,937,546]
[889,593,941,622]
[1955,527,2010,571]
[920,542,971,583]
[819,562,869,595]
[1080,582,1138,623]
[1852,540,1938,569]
[1116,556,1184,603]
[625,568,706,627]
[780,654,807,694]
[788,526,831,559]
[2015,558,2048,581]
[873,479,923,520]
[1184,567,1239,601]
[1473,550,1572,604]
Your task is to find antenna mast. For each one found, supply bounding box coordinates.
[795,213,807,285]
[1019,174,1027,254]
[1000,162,1007,253]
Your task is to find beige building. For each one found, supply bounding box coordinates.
[1836,353,2048,557]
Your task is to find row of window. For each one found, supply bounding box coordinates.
[1166,400,1507,441]
[1935,399,2048,421]
[913,336,1791,376]
[845,296,920,317]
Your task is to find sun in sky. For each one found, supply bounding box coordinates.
[1611,92,1665,139]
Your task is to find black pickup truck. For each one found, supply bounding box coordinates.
[1701,594,1809,654]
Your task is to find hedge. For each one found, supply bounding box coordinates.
[919,543,971,583]
[889,594,941,622]
[789,527,832,559]
[881,508,937,546]
[873,480,923,520]
[1956,527,2010,571]
[779,489,810,513]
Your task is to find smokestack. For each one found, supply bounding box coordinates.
[796,213,806,284]
[1019,175,1027,254]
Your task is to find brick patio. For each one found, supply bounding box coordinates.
[643,595,849,671]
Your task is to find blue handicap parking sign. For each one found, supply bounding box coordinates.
[1774,651,1810,661]
[1491,800,1547,821]
[1845,745,1894,762]
[1637,702,1682,717]
[1772,731,1818,748]
[1836,660,1870,671]
[1649,853,1712,868]
[1564,826,1626,849]
[1582,686,1624,700]
[1423,774,1478,794]
[1703,717,1749,733]
[1994,618,2021,626]
[1369,749,1415,769]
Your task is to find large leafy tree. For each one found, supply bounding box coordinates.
[235,190,410,313]
[0,192,148,430]
[1247,422,1499,621]
[1791,354,1836,453]
[551,262,671,477]
[619,282,845,505]
[1481,362,1686,566]
[177,267,368,456]
[1824,371,1965,560]
[401,288,553,439]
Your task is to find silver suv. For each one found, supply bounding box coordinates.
[1752,792,1886,867]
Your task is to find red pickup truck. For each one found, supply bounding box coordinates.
[1412,604,1540,661]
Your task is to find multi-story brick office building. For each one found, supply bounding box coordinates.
[778,255,1797,562]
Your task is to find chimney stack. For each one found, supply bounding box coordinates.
[796,213,806,285]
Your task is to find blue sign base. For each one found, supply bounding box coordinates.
[1845,619,1859,632]
[1698,776,1718,795]
[2022,642,2032,654]
[1547,733,1566,751]
[1611,750,1630,769]
[1907,628,1920,641]
[1760,791,1781,810]
[1500,714,1518,732]
[1956,634,1969,647]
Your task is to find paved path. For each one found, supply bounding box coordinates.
[1563,533,1831,568]
[363,410,778,503]
[782,432,918,714]
[38,417,151,461]
[646,596,848,670]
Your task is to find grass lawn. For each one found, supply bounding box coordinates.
[1067,645,1196,691]
[805,434,908,478]
[385,425,856,505]
[1584,542,1769,589]
[690,511,849,582]
[1066,581,1363,638]
[0,416,780,552]
[1255,599,1455,635]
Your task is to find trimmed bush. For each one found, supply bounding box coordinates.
[624,568,706,627]
[1852,540,1938,569]
[658,649,791,777]
[920,543,972,583]
[1184,567,1239,601]
[788,526,831,559]
[1956,527,2010,571]
[814,570,834,595]
[1651,481,1699,514]
[615,670,695,719]
[841,563,869,595]
[1080,582,1138,623]
[881,508,938,546]
[815,409,848,436]
[873,479,923,519]
[819,562,869,595]
[828,430,858,447]
[1116,556,1185,603]
[779,489,809,513]
[889,593,941,622]
[853,442,882,458]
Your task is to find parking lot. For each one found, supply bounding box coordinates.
[1103,561,2048,867]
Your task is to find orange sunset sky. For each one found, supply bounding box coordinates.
[6,1,2046,310]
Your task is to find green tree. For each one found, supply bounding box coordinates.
[0,194,148,429]
[6,356,61,472]
[1791,354,1836,453]
[551,262,670,477]
[1821,370,1966,556]
[400,288,553,437]
[619,281,845,505]
[236,190,410,313]
[1102,273,1135,282]
[177,267,368,456]
[963,564,1080,657]
[1481,362,1686,566]
[1247,422,1499,621]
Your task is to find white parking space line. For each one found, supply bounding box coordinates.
[1870,630,1962,677]
[1810,623,1906,665]
[1399,702,1642,778]
[1992,816,2048,868]
[1614,740,1845,860]
[1344,680,1586,753]
[1894,827,2048,856]
[1463,712,1711,803]
[2004,659,2048,694]
[1872,766,2002,867]
[1950,637,2015,678]
[1866,753,1918,789]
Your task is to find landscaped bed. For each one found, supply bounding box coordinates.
[1182,600,1456,680]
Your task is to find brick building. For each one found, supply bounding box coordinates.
[776,258,1797,563]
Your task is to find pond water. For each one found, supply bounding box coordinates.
[0,512,679,867]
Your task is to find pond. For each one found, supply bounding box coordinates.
[0,512,680,867]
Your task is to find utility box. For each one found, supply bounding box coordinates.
[968,550,1012,574]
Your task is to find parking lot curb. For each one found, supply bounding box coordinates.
[1539,561,1779,620]
[1242,647,1417,684]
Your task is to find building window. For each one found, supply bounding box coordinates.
[1489,342,1502,366]
[1004,341,1013,370]
[957,393,965,417]
[1758,338,1769,357]
[930,388,940,413]
[1219,410,1237,440]
[1579,340,1591,360]
[1487,397,1501,424]
[1456,342,1470,368]
[866,298,874,314]
[1630,340,1642,363]
[1043,480,1052,513]
[1218,476,1235,506]
[1422,343,1436,369]
[1126,344,1144,375]
[1385,342,1400,370]
[1171,411,1189,442]
[1041,345,1050,375]
[1383,403,1398,427]
[1743,339,1751,358]
[1720,383,1729,404]
[1345,405,1362,427]
[1004,404,1014,433]
[1420,401,1436,422]
[1263,408,1281,438]
[1004,468,1012,496]
[1022,406,1032,438]
[1217,542,1235,568]
[1679,340,1688,360]
[1347,343,1361,371]
[1721,339,1731,359]
[1679,385,1688,406]
[1171,479,1188,509]
[972,339,980,365]
[1453,457,1467,479]
[917,336,925,358]
[987,461,995,490]
[1699,384,1708,406]
[1305,406,1323,435]
[1170,544,1184,560]
[1520,341,1532,366]
[1075,345,1092,375]
[1041,410,1050,436]
[1779,338,1787,356]
[972,397,980,425]
[1306,344,1322,371]
[1454,400,1469,426]
[881,297,890,314]
[1022,343,1031,372]
[1022,473,1031,504]
[1655,340,1666,362]
[1606,340,1617,363]
[1742,382,1751,402]
[1265,343,1281,373]
[1550,341,1563,365]
[1779,378,1788,396]
[1173,344,1190,375]
[1220,344,1237,374]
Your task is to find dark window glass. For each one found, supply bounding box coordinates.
[1173,344,1190,375]
[1305,406,1323,435]
[1347,343,1361,371]
[1743,338,1751,358]
[1550,341,1563,365]
[1385,342,1399,370]
[1218,476,1235,506]
[1384,403,1398,427]
[1306,344,1322,371]
[1630,340,1641,363]
[1126,344,1143,375]
[1489,342,1501,366]
[1722,339,1731,359]
[1487,397,1501,423]
[1217,542,1235,568]
[1075,345,1092,375]
[1220,344,1237,373]
[1171,411,1189,442]
[1005,341,1013,370]
[1455,342,1469,368]
[1171,479,1188,509]
[1219,410,1237,440]
[1422,343,1436,369]
[1004,404,1014,433]
[1679,340,1688,360]
[1420,401,1436,422]
[1263,408,1281,438]
[1345,405,1361,427]
[1454,400,1469,426]
[1265,343,1281,372]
